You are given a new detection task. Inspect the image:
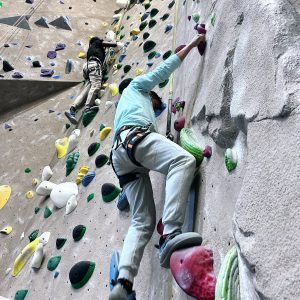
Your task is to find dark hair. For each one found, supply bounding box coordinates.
[119,78,133,94]
[89,37,103,46]
[149,91,162,103]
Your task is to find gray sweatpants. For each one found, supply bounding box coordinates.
[73,60,102,109]
[111,130,196,282]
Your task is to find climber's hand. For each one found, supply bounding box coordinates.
[189,34,206,48]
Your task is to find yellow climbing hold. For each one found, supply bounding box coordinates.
[32,178,39,186]
[102,22,109,28]
[25,191,34,199]
[131,28,140,36]
[102,83,108,89]
[108,56,116,65]
[99,127,112,141]
[78,51,87,59]
[0,226,12,235]
[114,25,119,33]
[109,83,119,97]
[89,35,94,39]
[76,166,89,185]
[55,137,69,159]
[0,185,11,210]
[135,68,144,76]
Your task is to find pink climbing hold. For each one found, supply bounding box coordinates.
[175,44,186,54]
[174,116,185,132]
[170,246,216,300]
[203,146,212,158]
[156,218,164,236]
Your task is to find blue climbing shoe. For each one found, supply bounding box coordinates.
[159,230,202,268]
[64,106,78,125]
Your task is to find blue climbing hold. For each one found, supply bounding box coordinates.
[146,61,154,67]
[117,190,129,211]
[119,54,127,63]
[82,171,96,187]
[155,52,161,58]
[164,24,173,34]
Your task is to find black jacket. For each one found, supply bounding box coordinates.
[87,37,105,64]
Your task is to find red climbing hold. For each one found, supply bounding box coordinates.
[174,116,185,132]
[175,44,186,54]
[194,24,207,56]
[170,246,216,300]
[203,146,212,158]
[156,218,164,235]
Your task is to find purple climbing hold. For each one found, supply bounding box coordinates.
[25,44,33,48]
[174,116,185,132]
[194,23,207,35]
[164,24,173,34]
[12,72,23,79]
[52,75,61,79]
[180,100,186,109]
[49,109,55,113]
[4,43,10,48]
[47,51,57,59]
[40,69,54,77]
[32,61,41,68]
[203,145,212,158]
[4,124,12,129]
[55,43,66,51]
[198,41,207,56]
[188,16,191,21]
[26,0,34,3]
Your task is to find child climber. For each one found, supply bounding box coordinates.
[109,34,206,300]
[65,37,117,125]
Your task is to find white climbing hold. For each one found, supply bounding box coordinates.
[20,232,25,240]
[5,267,12,275]
[36,181,57,196]
[67,129,80,154]
[116,0,129,8]
[65,194,78,215]
[32,178,39,186]
[106,30,116,42]
[39,231,51,245]
[50,182,78,208]
[41,166,53,181]
[116,42,124,51]
[31,242,44,269]
[95,98,101,106]
[113,13,122,20]
[105,100,113,111]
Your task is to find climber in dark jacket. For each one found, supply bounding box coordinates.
[65,37,117,125]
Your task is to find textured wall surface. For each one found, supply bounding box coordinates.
[0,0,299,299]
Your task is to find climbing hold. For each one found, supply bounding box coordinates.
[117,190,129,211]
[211,14,216,26]
[102,183,121,203]
[28,229,39,242]
[54,271,59,278]
[66,151,80,176]
[69,261,95,289]
[31,242,44,269]
[67,129,80,154]
[156,218,164,235]
[24,167,31,173]
[49,16,72,31]
[139,21,148,31]
[160,13,170,21]
[119,34,125,40]
[3,60,14,72]
[47,51,57,59]
[180,128,203,166]
[131,28,140,35]
[101,21,109,28]
[150,8,159,18]
[163,50,172,60]
[76,166,89,185]
[174,116,185,132]
[141,12,149,22]
[40,69,54,77]
[99,123,106,132]
[87,193,94,202]
[143,40,156,53]
[144,2,151,10]
[82,107,99,127]
[175,44,186,54]
[14,290,28,300]
[41,166,53,181]
[55,137,69,159]
[170,246,216,300]
[203,145,212,158]
[119,54,127,63]
[164,24,173,34]
[12,72,24,79]
[148,51,156,60]
[95,154,109,168]
[194,23,206,35]
[66,195,77,215]
[143,32,150,40]
[0,15,30,30]
[155,52,161,59]
[105,100,113,110]
[192,12,200,23]
[82,171,96,187]
[50,182,78,208]
[36,181,56,196]
[168,0,175,9]
[56,238,67,250]
[225,149,237,171]
[65,59,74,74]
[123,65,131,73]
[99,127,112,141]
[188,15,191,21]
[109,251,120,291]
[78,51,87,59]
[135,68,144,76]
[26,191,34,199]
[198,41,207,56]
[32,60,41,68]
[0,226,12,235]
[44,206,52,218]
[146,61,154,68]
[73,225,86,241]
[47,256,61,271]
[109,83,119,96]
[159,79,169,88]
[148,19,157,29]
[55,43,66,51]
[34,207,40,214]
[35,16,49,28]
[88,143,100,157]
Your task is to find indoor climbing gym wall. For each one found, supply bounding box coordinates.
[0,0,299,300]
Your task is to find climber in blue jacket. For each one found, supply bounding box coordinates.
[109,34,205,300]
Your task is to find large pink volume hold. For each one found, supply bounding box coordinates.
[170,246,216,300]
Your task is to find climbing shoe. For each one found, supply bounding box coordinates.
[159,230,202,268]
[109,279,136,300]
[64,106,78,125]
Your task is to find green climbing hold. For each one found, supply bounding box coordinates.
[88,142,100,157]
[69,261,95,289]
[225,149,237,172]
[120,25,124,31]
[139,21,148,31]
[34,207,40,214]
[148,19,157,29]
[143,32,150,40]
[144,3,151,10]
[44,206,52,219]
[123,65,131,73]
[126,15,130,20]
[24,168,31,173]
[160,13,170,21]
[73,225,86,241]
[14,289,28,300]
[87,193,94,202]
[82,107,99,127]
[180,128,204,166]
[116,64,123,70]
[163,50,172,60]
[192,12,200,23]
[211,14,216,26]
[28,229,39,242]
[56,238,67,250]
[95,154,109,168]
[120,34,125,40]
[143,40,156,53]
[101,183,121,203]
[66,123,71,129]
[47,256,61,271]
[99,123,106,132]
[150,8,159,18]
[148,51,157,60]
[159,79,169,89]
[66,151,80,176]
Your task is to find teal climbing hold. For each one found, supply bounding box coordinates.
[73,225,86,241]
[87,193,94,202]
[143,32,150,40]
[24,168,31,173]
[101,183,121,203]
[69,261,95,289]
[139,21,148,31]
[144,3,151,10]
[150,8,159,18]
[82,107,99,127]
[163,50,172,60]
[88,143,100,157]
[44,206,52,219]
[56,238,67,250]
[95,154,109,168]
[143,40,156,53]
[160,13,170,21]
[14,290,28,300]
[66,151,80,176]
[225,149,237,172]
[34,207,40,214]
[123,65,132,73]
[148,51,156,60]
[148,19,157,29]
[28,229,39,242]
[47,256,61,271]
[159,79,169,89]
[192,12,200,23]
